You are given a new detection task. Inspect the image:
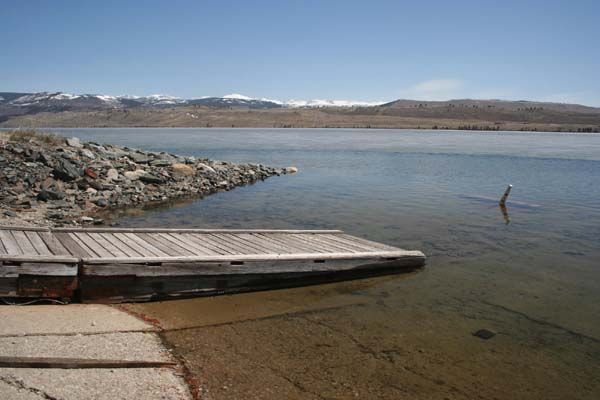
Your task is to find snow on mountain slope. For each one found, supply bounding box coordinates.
[285,98,384,107]
[220,93,383,107]
[223,93,254,100]
[1,91,384,110]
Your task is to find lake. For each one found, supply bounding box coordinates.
[48,128,600,399]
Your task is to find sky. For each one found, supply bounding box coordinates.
[2,0,599,106]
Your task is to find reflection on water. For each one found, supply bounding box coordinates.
[53,128,600,398]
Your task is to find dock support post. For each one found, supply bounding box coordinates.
[499,184,512,206]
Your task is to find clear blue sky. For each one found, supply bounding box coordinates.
[2,0,599,105]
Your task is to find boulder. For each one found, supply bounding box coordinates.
[106,168,119,181]
[150,159,172,167]
[53,160,81,181]
[171,163,195,176]
[80,149,96,159]
[197,163,216,174]
[37,189,66,202]
[128,152,150,164]
[124,170,145,181]
[139,172,164,184]
[66,137,82,148]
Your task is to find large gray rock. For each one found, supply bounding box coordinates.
[53,160,81,181]
[128,152,150,164]
[66,137,82,148]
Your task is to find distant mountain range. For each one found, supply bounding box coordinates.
[0,91,385,117]
[1,91,599,132]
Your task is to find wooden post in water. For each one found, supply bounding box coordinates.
[499,184,512,206]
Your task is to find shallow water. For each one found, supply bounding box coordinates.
[51,128,600,398]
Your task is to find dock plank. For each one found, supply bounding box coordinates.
[68,232,102,257]
[137,233,184,257]
[87,233,128,257]
[0,231,23,255]
[24,231,52,256]
[189,234,237,255]
[112,233,159,257]
[100,233,144,258]
[11,231,38,255]
[207,233,257,255]
[38,232,70,255]
[160,233,209,256]
[179,234,226,256]
[252,233,323,253]
[53,233,94,258]
[146,233,196,256]
[124,233,170,257]
[289,233,355,253]
[74,233,114,258]
[221,233,269,254]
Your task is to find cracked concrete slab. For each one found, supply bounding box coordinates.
[0,304,154,337]
[0,304,191,399]
[1,368,191,400]
[0,332,172,361]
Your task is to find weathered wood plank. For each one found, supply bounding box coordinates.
[74,233,114,258]
[189,234,237,255]
[221,233,267,254]
[257,233,320,253]
[238,233,288,253]
[137,233,184,257]
[38,232,70,255]
[81,256,424,277]
[307,235,366,253]
[161,233,210,256]
[0,226,50,232]
[155,233,201,256]
[173,234,222,256]
[53,232,93,258]
[288,233,353,253]
[336,234,398,251]
[24,231,52,256]
[0,230,23,255]
[53,227,343,234]
[87,233,127,257]
[11,231,38,255]
[112,233,158,257]
[146,233,196,256]
[124,233,170,257]
[0,254,79,263]
[99,233,143,257]
[207,233,257,255]
[0,356,176,369]
[0,263,77,277]
[68,232,102,257]
[82,250,426,264]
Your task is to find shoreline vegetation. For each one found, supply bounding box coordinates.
[1,102,600,133]
[0,130,291,227]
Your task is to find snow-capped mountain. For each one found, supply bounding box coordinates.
[0,91,386,121]
[0,91,382,109]
[284,98,384,107]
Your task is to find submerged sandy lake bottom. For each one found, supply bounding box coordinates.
[53,128,600,399]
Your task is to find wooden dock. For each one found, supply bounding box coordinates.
[0,226,425,303]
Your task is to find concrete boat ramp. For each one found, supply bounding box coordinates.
[0,226,425,303]
[0,304,191,399]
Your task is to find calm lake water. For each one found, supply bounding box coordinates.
[48,128,600,398]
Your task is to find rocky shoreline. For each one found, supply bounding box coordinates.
[0,131,292,227]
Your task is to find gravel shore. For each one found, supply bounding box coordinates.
[0,130,291,227]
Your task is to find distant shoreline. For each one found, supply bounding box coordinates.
[2,105,599,133]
